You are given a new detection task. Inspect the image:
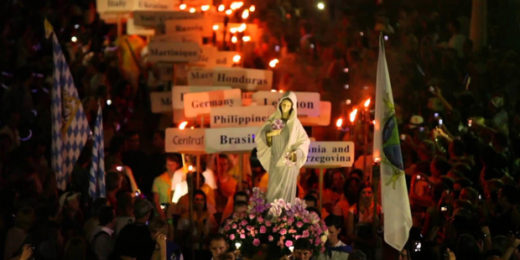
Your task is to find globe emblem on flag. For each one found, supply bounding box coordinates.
[382,116,404,170]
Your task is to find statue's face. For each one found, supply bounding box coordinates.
[280,99,292,114]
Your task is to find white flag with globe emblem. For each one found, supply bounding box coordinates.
[373,34,412,251]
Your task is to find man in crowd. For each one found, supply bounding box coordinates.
[152,153,183,219]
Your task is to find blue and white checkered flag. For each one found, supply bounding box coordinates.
[50,30,89,190]
[90,102,106,199]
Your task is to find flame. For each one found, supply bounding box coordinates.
[230,1,244,10]
[201,5,210,11]
[212,24,219,31]
[349,108,358,123]
[268,58,279,68]
[231,36,238,43]
[189,7,196,13]
[242,35,251,42]
[237,23,247,32]
[249,5,256,12]
[225,9,232,15]
[336,118,343,128]
[364,98,371,108]
[218,4,225,12]
[179,3,187,10]
[179,121,188,130]
[241,9,249,19]
[233,54,241,63]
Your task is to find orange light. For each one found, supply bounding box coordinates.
[233,54,241,63]
[349,108,358,123]
[374,155,381,163]
[179,121,188,130]
[189,7,196,13]
[230,1,244,10]
[201,5,210,11]
[241,9,249,19]
[249,5,256,12]
[242,35,251,42]
[179,3,187,10]
[218,4,225,12]
[230,27,237,34]
[237,23,247,32]
[225,9,233,15]
[268,58,279,68]
[364,98,371,108]
[231,36,238,43]
[188,165,195,172]
[278,89,285,93]
[336,118,344,128]
[212,24,219,31]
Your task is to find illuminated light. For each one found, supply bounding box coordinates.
[249,5,255,12]
[345,99,351,105]
[274,45,280,52]
[190,126,194,129]
[189,7,196,13]
[231,36,238,43]
[271,89,277,92]
[241,9,249,19]
[230,1,244,10]
[384,35,389,41]
[179,121,188,130]
[289,246,294,252]
[344,84,350,90]
[235,242,242,249]
[212,24,219,31]
[310,43,315,49]
[317,2,325,10]
[360,31,364,37]
[179,3,187,10]
[278,89,285,93]
[74,24,80,29]
[237,23,247,32]
[343,67,349,73]
[349,108,358,123]
[336,118,344,128]
[71,36,78,42]
[188,165,195,172]
[364,98,371,108]
[230,27,237,34]
[201,5,210,11]
[242,36,251,42]
[268,58,279,68]
[374,156,381,163]
[106,99,112,106]
[233,54,241,63]
[225,9,233,15]
[218,4,225,12]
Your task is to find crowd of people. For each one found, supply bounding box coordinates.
[1,0,520,259]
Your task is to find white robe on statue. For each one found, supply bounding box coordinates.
[255,92,310,203]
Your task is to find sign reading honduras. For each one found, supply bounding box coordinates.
[252,91,320,117]
[304,141,355,168]
[183,89,241,118]
[205,127,260,153]
[210,106,275,128]
[172,86,231,109]
[213,68,272,91]
[148,41,200,62]
[165,128,205,153]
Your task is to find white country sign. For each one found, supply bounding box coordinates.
[210,106,275,128]
[183,89,241,118]
[213,68,272,91]
[252,91,320,117]
[165,18,212,37]
[97,0,178,13]
[150,91,172,113]
[165,128,205,153]
[187,67,214,86]
[148,41,201,62]
[127,18,155,36]
[304,141,355,168]
[205,126,260,153]
[300,101,331,126]
[133,11,200,27]
[191,46,237,68]
[172,86,231,109]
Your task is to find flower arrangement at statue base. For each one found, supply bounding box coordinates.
[221,188,328,258]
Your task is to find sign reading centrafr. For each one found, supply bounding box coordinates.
[183,89,242,118]
[165,128,205,153]
[304,141,355,168]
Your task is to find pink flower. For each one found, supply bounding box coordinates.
[280,229,287,235]
[296,221,304,228]
[240,234,246,239]
[240,220,248,226]
[266,221,272,227]
[258,216,264,223]
[302,230,310,238]
[260,226,266,234]
[253,238,261,246]
[285,240,293,248]
[224,226,230,231]
[249,214,255,220]
[246,225,252,231]
[232,224,237,229]
[229,234,235,240]
[289,229,296,234]
[268,235,274,241]
[315,237,321,245]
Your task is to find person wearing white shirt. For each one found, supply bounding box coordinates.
[317,215,352,260]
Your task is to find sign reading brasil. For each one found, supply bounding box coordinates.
[205,127,259,153]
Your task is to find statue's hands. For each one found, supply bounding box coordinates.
[268,129,282,137]
[290,152,297,162]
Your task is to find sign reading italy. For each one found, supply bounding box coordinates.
[183,89,241,118]
[213,68,272,91]
[148,41,200,62]
[304,141,354,168]
[165,128,205,153]
[210,106,275,128]
[205,127,260,153]
[252,91,320,117]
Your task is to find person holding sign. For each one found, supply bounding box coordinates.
[256,91,310,203]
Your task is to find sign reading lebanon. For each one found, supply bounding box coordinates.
[165,128,205,153]
[205,127,260,153]
[305,141,355,168]
[172,86,231,109]
[210,106,275,128]
[252,91,320,117]
[213,68,272,91]
[183,89,241,118]
[148,41,200,62]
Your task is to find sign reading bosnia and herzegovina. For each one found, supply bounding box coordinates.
[205,127,260,153]
[210,106,275,128]
[183,89,241,118]
[148,41,200,62]
[304,141,355,168]
[212,68,272,91]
